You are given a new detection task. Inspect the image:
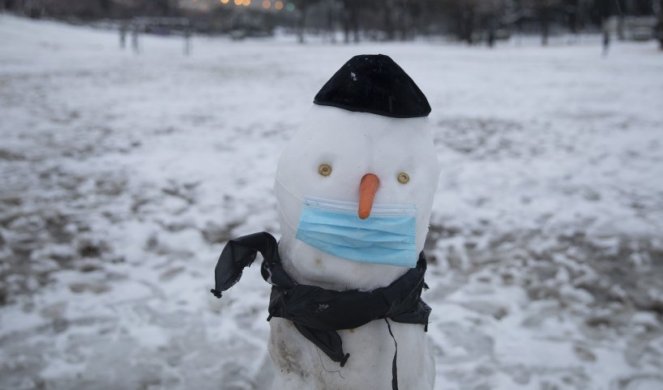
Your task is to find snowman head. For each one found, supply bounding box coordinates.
[275,55,440,269]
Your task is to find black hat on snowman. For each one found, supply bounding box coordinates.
[313,54,431,119]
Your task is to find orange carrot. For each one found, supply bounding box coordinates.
[358,173,380,219]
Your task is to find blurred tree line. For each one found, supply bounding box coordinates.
[0,0,178,19]
[2,0,662,48]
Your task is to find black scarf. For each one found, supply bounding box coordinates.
[210,232,431,389]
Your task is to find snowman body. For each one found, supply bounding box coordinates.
[269,105,440,389]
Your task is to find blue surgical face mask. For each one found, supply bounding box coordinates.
[294,197,418,268]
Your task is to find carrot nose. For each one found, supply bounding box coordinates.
[358,173,380,220]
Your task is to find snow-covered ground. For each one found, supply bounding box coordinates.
[1,14,663,390]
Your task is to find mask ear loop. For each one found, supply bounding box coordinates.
[274,179,304,234]
[274,178,304,202]
[384,318,399,390]
[276,207,299,235]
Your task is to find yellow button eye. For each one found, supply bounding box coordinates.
[397,172,410,184]
[318,163,332,177]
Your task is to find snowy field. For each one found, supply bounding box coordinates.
[1,14,663,390]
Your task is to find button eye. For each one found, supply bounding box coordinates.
[397,172,410,184]
[318,163,332,177]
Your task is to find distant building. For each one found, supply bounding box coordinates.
[179,0,293,13]
[606,16,658,41]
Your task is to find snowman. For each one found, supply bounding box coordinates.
[211,55,440,390]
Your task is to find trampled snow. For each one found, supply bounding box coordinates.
[1,14,662,390]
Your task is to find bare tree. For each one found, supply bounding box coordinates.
[383,0,397,40]
[659,0,663,50]
[296,0,308,43]
[339,0,360,43]
[520,0,563,45]
[565,0,593,34]
[291,0,324,43]
[326,0,337,43]
[440,0,479,44]
[475,0,508,47]
[382,0,414,41]
[438,0,512,45]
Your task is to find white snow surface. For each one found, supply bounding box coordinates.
[1,14,663,390]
